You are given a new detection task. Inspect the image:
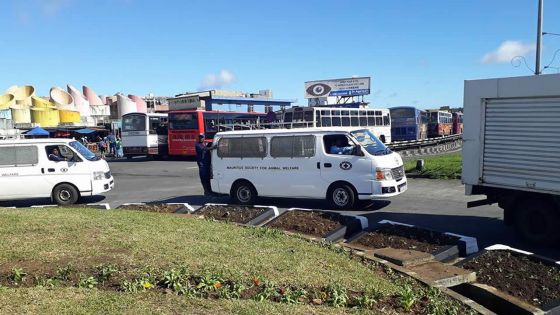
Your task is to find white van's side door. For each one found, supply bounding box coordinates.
[319,134,374,196]
[42,144,92,194]
[263,135,323,198]
[0,144,48,199]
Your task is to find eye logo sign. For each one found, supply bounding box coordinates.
[306,83,331,97]
[339,161,352,170]
[60,168,68,173]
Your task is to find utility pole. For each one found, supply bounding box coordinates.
[535,0,543,75]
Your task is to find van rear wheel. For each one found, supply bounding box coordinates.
[52,184,79,205]
[328,184,356,210]
[231,181,257,205]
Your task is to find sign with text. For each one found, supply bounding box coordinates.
[304,77,371,98]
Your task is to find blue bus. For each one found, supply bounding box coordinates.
[389,106,428,141]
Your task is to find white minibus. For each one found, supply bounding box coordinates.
[0,138,114,205]
[210,127,406,209]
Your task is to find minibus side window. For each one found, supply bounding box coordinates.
[270,135,315,158]
[323,135,356,156]
[217,137,267,158]
[0,146,38,166]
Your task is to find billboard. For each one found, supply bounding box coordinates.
[304,77,370,98]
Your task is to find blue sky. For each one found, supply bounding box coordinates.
[2,0,560,109]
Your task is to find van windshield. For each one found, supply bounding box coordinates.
[69,141,99,161]
[350,129,391,156]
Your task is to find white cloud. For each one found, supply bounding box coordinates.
[481,40,535,64]
[199,70,236,90]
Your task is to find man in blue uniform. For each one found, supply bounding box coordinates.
[195,134,215,196]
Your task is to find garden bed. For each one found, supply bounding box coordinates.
[456,246,560,313]
[117,203,191,214]
[265,209,365,241]
[349,222,461,262]
[193,204,276,225]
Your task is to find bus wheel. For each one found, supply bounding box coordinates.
[514,199,560,244]
[231,181,257,205]
[328,184,356,210]
[52,183,79,205]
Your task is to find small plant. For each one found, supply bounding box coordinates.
[55,265,74,281]
[196,273,224,293]
[121,279,153,293]
[10,268,26,284]
[95,264,119,284]
[319,240,347,255]
[397,283,416,312]
[280,287,307,304]
[253,280,279,302]
[35,276,58,289]
[353,285,385,309]
[326,282,348,308]
[218,282,245,299]
[423,287,460,315]
[78,275,98,289]
[160,267,191,295]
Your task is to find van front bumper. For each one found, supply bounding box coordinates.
[359,177,407,200]
[91,176,115,195]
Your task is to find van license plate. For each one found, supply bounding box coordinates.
[398,183,407,192]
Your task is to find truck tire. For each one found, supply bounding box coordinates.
[52,184,80,205]
[514,199,560,244]
[231,181,257,205]
[328,184,356,210]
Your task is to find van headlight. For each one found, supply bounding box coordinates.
[93,171,104,181]
[375,168,393,181]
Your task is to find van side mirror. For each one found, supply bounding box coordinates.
[353,146,365,156]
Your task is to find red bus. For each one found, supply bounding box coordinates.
[427,110,452,137]
[168,110,267,156]
[452,112,463,134]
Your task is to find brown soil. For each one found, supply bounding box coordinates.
[195,205,266,224]
[353,224,459,253]
[462,250,560,308]
[266,210,342,238]
[118,204,186,213]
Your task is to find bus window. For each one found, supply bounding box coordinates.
[375,117,382,125]
[332,116,341,126]
[169,113,198,130]
[359,116,367,126]
[350,114,359,126]
[341,111,350,126]
[304,110,313,122]
[383,116,390,126]
[148,116,162,134]
[375,111,382,116]
[321,116,331,127]
[123,114,146,132]
[284,112,293,123]
[367,116,376,126]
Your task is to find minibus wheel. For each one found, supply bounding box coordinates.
[52,184,79,205]
[231,181,257,205]
[328,184,356,210]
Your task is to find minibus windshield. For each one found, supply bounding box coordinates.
[350,129,392,156]
[69,141,99,161]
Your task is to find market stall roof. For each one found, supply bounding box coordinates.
[24,126,50,136]
[75,128,96,134]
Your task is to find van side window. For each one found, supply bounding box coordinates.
[324,135,355,155]
[46,145,73,162]
[270,135,315,158]
[0,146,38,166]
[217,137,267,158]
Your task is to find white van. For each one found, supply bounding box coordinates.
[210,127,406,209]
[0,138,114,205]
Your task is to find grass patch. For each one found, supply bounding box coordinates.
[404,153,462,179]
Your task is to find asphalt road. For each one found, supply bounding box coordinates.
[2,156,558,260]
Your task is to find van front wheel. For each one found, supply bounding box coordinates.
[53,184,79,205]
[328,184,356,210]
[231,181,257,205]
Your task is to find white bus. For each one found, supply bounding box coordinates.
[278,107,392,143]
[122,112,168,159]
[0,138,114,205]
[211,127,406,209]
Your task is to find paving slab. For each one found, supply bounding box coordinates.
[373,247,434,267]
[408,261,476,287]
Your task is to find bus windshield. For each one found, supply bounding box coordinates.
[69,141,99,161]
[122,114,146,132]
[350,129,391,156]
[391,108,415,118]
[169,113,198,130]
